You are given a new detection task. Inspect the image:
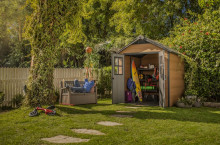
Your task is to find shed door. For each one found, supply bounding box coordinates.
[112,53,125,104]
[159,51,165,107]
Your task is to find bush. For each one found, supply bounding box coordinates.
[177,97,194,106]
[12,94,24,108]
[161,8,220,101]
[97,66,112,98]
[54,90,60,103]
[0,92,4,105]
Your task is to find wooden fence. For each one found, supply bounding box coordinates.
[0,67,86,107]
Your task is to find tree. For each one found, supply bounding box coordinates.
[24,0,75,106]
[109,0,202,40]
[0,0,31,67]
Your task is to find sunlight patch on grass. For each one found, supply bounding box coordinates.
[210,111,220,114]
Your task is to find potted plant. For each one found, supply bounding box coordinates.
[176,97,193,108]
[193,97,206,107]
[184,97,193,108]
[185,89,197,100]
[176,98,185,107]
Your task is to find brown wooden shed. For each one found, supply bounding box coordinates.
[112,35,184,107]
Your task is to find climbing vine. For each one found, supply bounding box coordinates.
[23,0,86,106]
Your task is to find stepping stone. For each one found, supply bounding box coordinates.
[72,129,105,135]
[125,107,140,109]
[41,135,89,143]
[111,114,133,118]
[116,111,133,113]
[97,121,123,126]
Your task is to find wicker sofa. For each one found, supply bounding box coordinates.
[59,80,97,105]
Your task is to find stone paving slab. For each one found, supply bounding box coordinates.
[41,135,90,143]
[72,129,105,135]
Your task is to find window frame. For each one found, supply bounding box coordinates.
[114,57,123,75]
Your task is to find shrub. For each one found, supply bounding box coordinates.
[54,90,60,103]
[161,8,220,101]
[0,92,4,105]
[97,66,112,98]
[177,97,194,105]
[12,94,24,108]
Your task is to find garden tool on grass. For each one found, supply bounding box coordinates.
[29,105,56,117]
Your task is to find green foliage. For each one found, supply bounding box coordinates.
[110,0,201,39]
[62,58,74,68]
[54,90,60,103]
[161,8,220,100]
[0,0,31,67]
[198,0,220,9]
[196,96,207,103]
[84,51,100,68]
[0,92,5,105]
[0,0,212,69]
[97,66,112,98]
[177,97,194,105]
[5,41,31,67]
[12,94,24,108]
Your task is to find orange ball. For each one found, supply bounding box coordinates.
[86,47,92,53]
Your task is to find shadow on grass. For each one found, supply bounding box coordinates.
[72,103,113,109]
[56,104,220,124]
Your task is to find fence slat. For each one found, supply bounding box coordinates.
[0,67,86,106]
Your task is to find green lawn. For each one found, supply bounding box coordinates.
[0,99,220,145]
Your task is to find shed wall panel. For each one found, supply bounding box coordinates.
[164,51,168,107]
[169,53,184,106]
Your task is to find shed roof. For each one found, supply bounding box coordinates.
[117,35,179,55]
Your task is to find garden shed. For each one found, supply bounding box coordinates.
[112,35,184,107]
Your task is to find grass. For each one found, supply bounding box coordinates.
[0,99,220,145]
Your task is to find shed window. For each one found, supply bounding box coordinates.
[114,57,123,75]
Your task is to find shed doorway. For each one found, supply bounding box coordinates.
[112,51,165,107]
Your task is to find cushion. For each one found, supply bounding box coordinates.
[83,80,95,93]
[90,83,96,93]
[74,79,81,87]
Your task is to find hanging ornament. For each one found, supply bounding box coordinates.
[86,47,92,54]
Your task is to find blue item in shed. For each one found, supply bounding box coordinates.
[127,78,136,92]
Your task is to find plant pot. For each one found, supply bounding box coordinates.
[194,102,201,107]
[184,104,192,108]
[176,102,185,108]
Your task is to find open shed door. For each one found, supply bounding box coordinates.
[112,53,125,104]
[159,51,165,107]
